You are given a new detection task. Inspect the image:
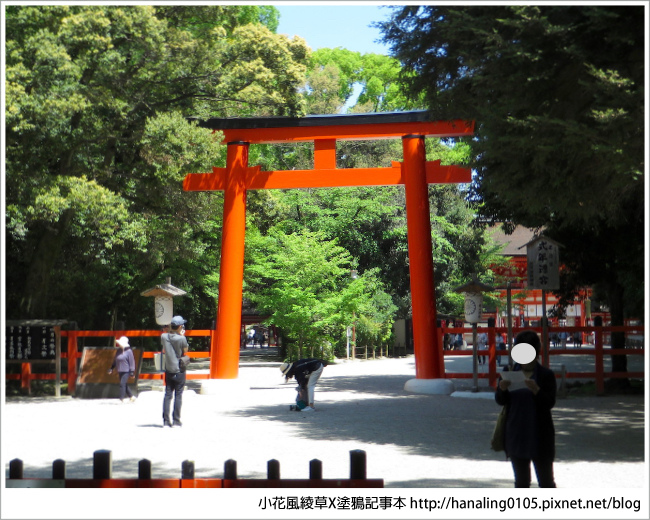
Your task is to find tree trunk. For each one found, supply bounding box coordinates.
[19,211,72,318]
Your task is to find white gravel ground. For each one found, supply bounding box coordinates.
[4,355,646,490]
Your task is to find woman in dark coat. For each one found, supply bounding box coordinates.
[495,330,557,487]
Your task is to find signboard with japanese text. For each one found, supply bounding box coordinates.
[526,237,560,290]
[5,325,56,360]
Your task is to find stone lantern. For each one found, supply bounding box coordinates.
[141,278,187,326]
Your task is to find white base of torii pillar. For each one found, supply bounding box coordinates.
[404,378,455,395]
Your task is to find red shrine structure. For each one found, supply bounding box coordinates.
[183,111,475,381]
[486,224,596,331]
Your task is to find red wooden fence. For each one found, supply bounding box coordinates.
[439,325,644,394]
[6,325,644,396]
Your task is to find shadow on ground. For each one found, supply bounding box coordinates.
[225,372,644,464]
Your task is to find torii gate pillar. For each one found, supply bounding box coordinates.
[402,135,443,379]
[211,141,249,379]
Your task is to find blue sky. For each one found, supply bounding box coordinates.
[276,4,394,55]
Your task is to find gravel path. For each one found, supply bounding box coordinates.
[3,355,645,489]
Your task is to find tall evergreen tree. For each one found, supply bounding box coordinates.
[379,6,645,379]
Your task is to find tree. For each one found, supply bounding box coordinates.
[5,5,309,327]
[309,47,363,103]
[154,5,280,37]
[345,269,398,358]
[379,5,643,227]
[245,227,396,360]
[379,6,645,379]
[355,53,416,112]
[303,63,345,115]
[245,230,349,359]
[308,47,419,113]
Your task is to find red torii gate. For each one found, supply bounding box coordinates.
[183,111,475,382]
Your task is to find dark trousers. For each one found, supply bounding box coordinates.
[118,372,134,400]
[510,456,556,488]
[163,371,186,425]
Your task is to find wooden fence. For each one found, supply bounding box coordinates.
[6,329,214,395]
[6,449,383,488]
[6,325,644,396]
[439,325,644,394]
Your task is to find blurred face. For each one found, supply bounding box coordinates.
[511,341,538,369]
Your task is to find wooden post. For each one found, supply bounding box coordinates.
[267,459,280,480]
[472,323,478,392]
[542,289,549,367]
[52,459,66,480]
[352,314,356,360]
[20,362,31,395]
[67,329,78,395]
[138,459,152,480]
[402,135,441,379]
[506,281,513,365]
[309,459,323,480]
[594,316,604,395]
[93,450,112,480]
[437,325,445,371]
[349,449,366,480]
[224,459,237,479]
[488,318,497,387]
[54,325,61,397]
[314,139,337,169]
[9,459,23,479]
[212,142,250,379]
[181,460,195,479]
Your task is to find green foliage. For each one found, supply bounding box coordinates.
[379,6,645,323]
[4,4,503,351]
[307,47,421,113]
[257,186,411,308]
[5,5,308,326]
[347,270,398,355]
[245,230,349,359]
[140,112,224,184]
[25,175,143,251]
[355,53,416,112]
[379,5,643,228]
[303,63,345,114]
[309,47,363,102]
[216,23,309,117]
[154,5,280,37]
[245,229,396,360]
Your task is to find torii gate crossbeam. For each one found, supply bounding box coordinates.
[183,111,475,380]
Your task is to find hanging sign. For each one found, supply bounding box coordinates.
[526,236,560,290]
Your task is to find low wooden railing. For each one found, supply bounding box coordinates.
[6,449,383,488]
